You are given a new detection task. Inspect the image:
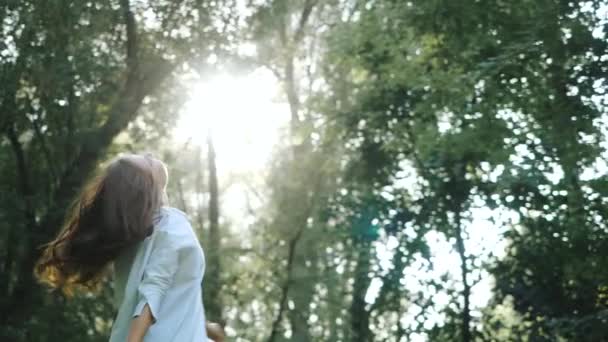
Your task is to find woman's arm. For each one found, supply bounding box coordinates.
[129,229,180,340]
[127,303,154,342]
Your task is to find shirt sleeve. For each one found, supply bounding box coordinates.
[133,229,181,322]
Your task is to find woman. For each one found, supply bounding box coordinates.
[36,153,225,342]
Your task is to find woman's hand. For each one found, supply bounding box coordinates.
[206,322,225,342]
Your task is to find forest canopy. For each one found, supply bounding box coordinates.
[1,0,607,341]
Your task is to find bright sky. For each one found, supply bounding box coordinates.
[174,68,290,174]
[173,68,291,223]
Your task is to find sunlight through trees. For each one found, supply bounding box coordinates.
[1,0,607,341]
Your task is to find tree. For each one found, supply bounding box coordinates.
[0,0,236,339]
[402,1,608,339]
[3,0,607,340]
[205,131,223,321]
[320,0,608,340]
[247,1,343,341]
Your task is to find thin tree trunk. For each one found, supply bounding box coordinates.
[286,227,316,342]
[195,145,206,234]
[372,237,409,340]
[350,239,373,342]
[205,131,222,321]
[176,179,189,213]
[454,211,471,342]
[267,225,306,342]
[264,2,320,340]
[1,125,38,323]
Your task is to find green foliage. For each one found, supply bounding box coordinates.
[1,0,235,340]
[2,0,607,341]
[316,0,608,340]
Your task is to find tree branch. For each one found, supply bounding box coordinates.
[267,166,326,342]
[121,0,138,70]
[293,0,318,44]
[5,125,36,229]
[29,115,59,187]
[266,223,306,342]
[2,124,38,323]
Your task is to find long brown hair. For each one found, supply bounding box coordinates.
[35,153,168,295]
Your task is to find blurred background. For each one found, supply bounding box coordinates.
[1,0,608,341]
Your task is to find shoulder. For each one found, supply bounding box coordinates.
[155,206,194,237]
[150,208,199,251]
[165,206,189,219]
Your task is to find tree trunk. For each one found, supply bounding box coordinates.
[454,211,472,342]
[267,224,306,342]
[350,239,373,342]
[286,231,316,342]
[265,2,320,339]
[204,131,223,321]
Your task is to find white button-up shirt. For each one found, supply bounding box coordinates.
[110,207,208,342]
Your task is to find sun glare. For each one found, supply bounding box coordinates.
[174,69,290,173]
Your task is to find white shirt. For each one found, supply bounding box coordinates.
[110,207,208,342]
